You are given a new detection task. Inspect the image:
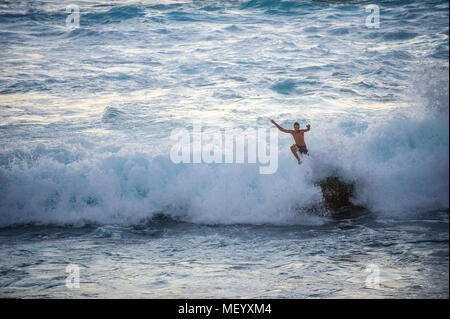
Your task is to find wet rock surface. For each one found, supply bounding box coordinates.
[317,177,354,210]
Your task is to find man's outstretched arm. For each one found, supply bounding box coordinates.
[271,119,292,133]
[301,124,311,133]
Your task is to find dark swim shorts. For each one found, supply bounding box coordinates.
[294,144,308,155]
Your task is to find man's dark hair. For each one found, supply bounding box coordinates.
[294,122,299,126]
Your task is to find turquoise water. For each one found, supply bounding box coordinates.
[0,0,448,298]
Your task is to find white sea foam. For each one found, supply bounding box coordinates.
[0,89,447,227]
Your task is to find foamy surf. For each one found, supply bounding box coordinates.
[1,88,448,227]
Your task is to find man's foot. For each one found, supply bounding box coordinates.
[298,159,302,165]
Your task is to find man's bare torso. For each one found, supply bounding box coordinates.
[291,130,306,146]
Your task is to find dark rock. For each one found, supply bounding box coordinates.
[317,177,354,210]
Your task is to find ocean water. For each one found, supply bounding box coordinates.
[0,0,448,298]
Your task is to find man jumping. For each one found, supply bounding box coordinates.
[271,119,311,164]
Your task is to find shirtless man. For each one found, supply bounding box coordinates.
[271,119,311,164]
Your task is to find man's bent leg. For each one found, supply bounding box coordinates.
[290,145,301,164]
